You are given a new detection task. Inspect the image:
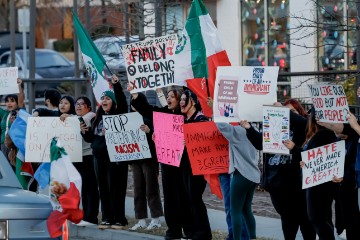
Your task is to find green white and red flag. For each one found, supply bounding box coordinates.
[72,11,111,103]
[174,0,231,117]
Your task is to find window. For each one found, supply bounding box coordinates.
[317,0,345,70]
[0,54,9,66]
[241,0,265,67]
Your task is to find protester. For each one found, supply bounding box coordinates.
[284,107,338,240]
[240,100,316,240]
[81,75,128,229]
[179,89,212,240]
[0,78,24,164]
[127,92,164,230]
[347,112,360,211]
[207,97,249,240]
[61,96,99,226]
[216,121,259,240]
[32,88,61,116]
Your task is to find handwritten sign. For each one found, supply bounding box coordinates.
[263,106,290,155]
[301,140,345,189]
[103,112,151,162]
[183,122,229,175]
[213,78,240,122]
[308,85,349,123]
[215,66,279,122]
[25,117,82,162]
[120,35,178,93]
[153,112,184,167]
[0,67,19,95]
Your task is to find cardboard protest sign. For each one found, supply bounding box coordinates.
[262,106,290,155]
[308,85,349,123]
[153,112,184,167]
[120,35,178,93]
[25,117,82,162]
[213,77,240,122]
[214,66,278,122]
[183,122,229,175]
[301,140,345,189]
[0,67,19,95]
[103,112,151,161]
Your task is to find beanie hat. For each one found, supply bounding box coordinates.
[101,90,117,106]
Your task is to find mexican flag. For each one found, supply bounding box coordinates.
[47,138,83,238]
[72,11,111,103]
[174,0,231,117]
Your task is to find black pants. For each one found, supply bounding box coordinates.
[94,154,128,224]
[73,155,100,224]
[132,159,163,219]
[161,163,193,239]
[181,158,212,240]
[334,183,360,240]
[270,187,316,240]
[306,182,336,240]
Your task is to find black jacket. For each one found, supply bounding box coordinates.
[82,82,128,158]
[245,111,307,191]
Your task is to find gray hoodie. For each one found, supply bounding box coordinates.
[216,122,260,183]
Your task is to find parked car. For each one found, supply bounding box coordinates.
[93,36,139,79]
[0,152,60,239]
[0,31,29,56]
[0,49,75,97]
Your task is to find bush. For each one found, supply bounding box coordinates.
[53,39,74,52]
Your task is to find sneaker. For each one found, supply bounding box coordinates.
[98,221,111,229]
[145,219,161,230]
[76,220,95,227]
[111,222,128,230]
[130,219,147,231]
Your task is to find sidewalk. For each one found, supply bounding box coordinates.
[70,196,292,240]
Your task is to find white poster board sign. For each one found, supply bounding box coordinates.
[25,117,82,162]
[262,106,290,155]
[301,140,345,189]
[103,112,151,161]
[0,67,19,95]
[308,84,349,123]
[120,34,178,93]
[214,66,278,122]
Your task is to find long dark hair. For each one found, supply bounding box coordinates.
[303,108,324,146]
[92,100,117,130]
[60,96,76,115]
[183,89,201,111]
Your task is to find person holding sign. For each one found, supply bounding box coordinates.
[127,92,164,231]
[0,78,24,165]
[32,89,62,117]
[216,122,259,240]
[61,96,100,227]
[284,107,339,240]
[240,100,316,240]
[81,75,129,230]
[180,90,212,240]
[129,84,192,240]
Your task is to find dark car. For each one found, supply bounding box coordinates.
[0,152,60,239]
[0,49,75,97]
[0,31,29,56]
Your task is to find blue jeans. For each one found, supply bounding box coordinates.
[219,173,249,240]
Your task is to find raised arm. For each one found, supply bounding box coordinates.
[112,75,128,114]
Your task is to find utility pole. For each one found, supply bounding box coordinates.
[29,0,36,111]
[155,0,164,37]
[10,0,15,66]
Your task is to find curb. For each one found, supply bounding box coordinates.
[69,224,164,240]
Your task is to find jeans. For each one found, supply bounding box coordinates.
[219,173,249,240]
